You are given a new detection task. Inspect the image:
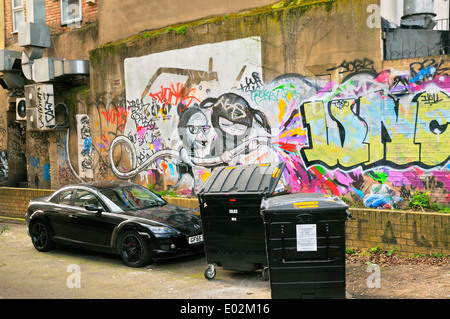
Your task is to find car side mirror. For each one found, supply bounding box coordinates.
[85,204,103,216]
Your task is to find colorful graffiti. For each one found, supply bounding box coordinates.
[0,150,8,182]
[100,37,450,204]
[76,114,94,179]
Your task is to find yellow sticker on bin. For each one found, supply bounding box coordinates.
[272,167,281,178]
[294,201,319,208]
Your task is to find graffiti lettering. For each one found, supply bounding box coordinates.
[43,93,55,125]
[101,107,128,131]
[410,59,450,85]
[29,155,40,169]
[237,72,263,93]
[327,58,376,76]
[149,83,200,110]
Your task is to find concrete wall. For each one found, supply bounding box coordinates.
[97,0,282,46]
[1,187,448,256]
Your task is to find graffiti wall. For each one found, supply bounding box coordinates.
[101,37,449,205]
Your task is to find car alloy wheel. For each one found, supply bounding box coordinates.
[30,221,54,252]
[119,230,151,267]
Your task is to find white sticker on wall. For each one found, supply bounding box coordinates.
[76,114,94,179]
[296,224,317,251]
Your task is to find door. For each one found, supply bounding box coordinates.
[67,189,117,248]
[46,189,75,240]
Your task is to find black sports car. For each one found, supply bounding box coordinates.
[25,181,204,267]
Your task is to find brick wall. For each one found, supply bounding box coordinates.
[346,208,449,256]
[45,0,98,35]
[0,187,54,218]
[4,0,19,45]
[1,187,448,256]
[4,0,98,47]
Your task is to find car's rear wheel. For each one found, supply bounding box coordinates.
[30,220,54,252]
[119,230,151,267]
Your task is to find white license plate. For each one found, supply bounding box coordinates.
[188,234,203,245]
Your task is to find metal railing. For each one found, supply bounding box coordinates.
[434,18,449,31]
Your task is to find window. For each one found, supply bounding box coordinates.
[12,0,25,33]
[74,190,102,208]
[60,0,82,26]
[50,190,74,205]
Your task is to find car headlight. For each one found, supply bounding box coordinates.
[147,225,179,235]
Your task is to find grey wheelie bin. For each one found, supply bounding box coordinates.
[261,193,349,299]
[197,162,286,280]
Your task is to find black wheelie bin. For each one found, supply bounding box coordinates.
[261,193,350,299]
[197,162,286,280]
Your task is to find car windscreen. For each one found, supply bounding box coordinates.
[99,185,166,212]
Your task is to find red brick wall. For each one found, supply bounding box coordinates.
[4,0,19,46]
[4,0,98,47]
[45,0,98,34]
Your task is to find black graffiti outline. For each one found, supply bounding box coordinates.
[327,58,376,75]
[299,72,450,172]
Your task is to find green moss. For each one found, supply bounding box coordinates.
[166,25,188,35]
[59,85,91,115]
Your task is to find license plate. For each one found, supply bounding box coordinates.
[188,234,203,245]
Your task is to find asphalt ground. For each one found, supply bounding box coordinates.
[0,220,272,300]
[1,217,446,317]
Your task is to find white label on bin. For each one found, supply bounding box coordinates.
[296,224,317,251]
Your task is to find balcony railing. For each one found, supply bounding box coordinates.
[435,18,450,31]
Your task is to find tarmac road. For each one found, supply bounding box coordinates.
[0,220,272,299]
[4,218,444,318]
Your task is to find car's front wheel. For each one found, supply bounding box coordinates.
[119,230,151,267]
[30,220,55,252]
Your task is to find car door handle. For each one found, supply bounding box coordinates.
[69,214,78,219]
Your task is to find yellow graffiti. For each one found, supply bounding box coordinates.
[301,91,450,169]
[278,99,286,123]
[414,91,450,167]
[302,100,369,168]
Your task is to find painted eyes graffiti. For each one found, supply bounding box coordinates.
[218,117,248,136]
[187,125,211,135]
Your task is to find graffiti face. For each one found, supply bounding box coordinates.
[187,114,210,148]
[181,109,210,151]
[92,38,450,204]
[218,117,248,136]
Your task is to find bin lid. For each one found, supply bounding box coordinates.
[262,192,348,212]
[197,162,286,197]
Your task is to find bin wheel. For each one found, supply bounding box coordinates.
[204,265,216,280]
[262,267,269,281]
